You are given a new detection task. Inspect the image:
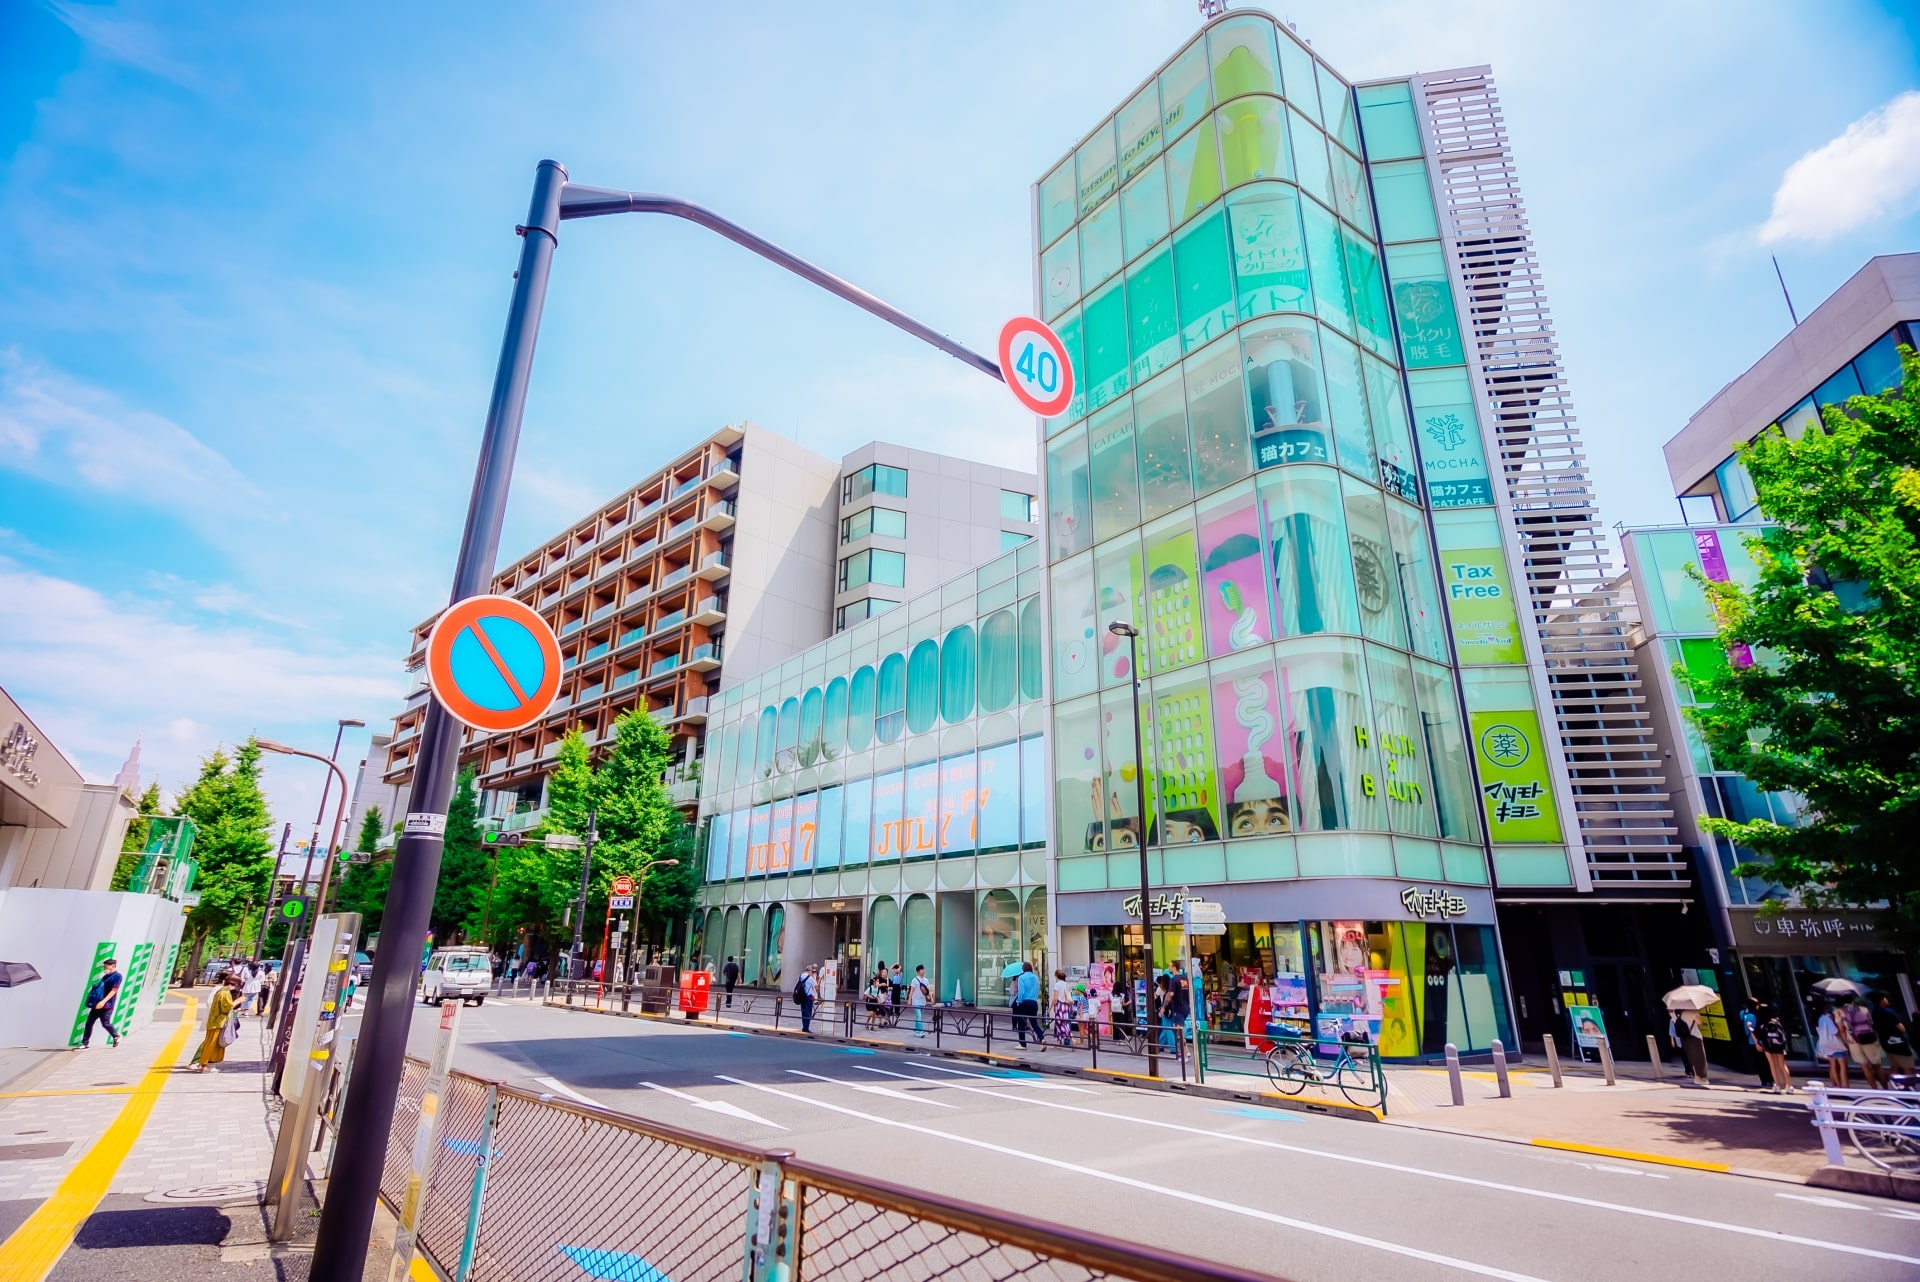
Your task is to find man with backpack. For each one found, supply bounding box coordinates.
[1754,1003,1792,1094]
[1740,1005,1773,1089]
[909,965,933,1038]
[1873,994,1913,1075]
[794,965,817,1033]
[722,955,740,1008]
[79,957,122,1049]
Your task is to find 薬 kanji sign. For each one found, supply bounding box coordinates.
[1470,710,1562,844]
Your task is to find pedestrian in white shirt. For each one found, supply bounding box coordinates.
[240,964,262,1018]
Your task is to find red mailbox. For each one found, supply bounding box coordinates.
[679,970,711,1018]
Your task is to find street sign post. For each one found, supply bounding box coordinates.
[611,875,635,897]
[997,316,1074,418]
[424,595,562,733]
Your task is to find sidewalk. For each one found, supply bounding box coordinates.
[535,984,1837,1183]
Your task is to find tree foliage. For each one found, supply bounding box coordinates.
[332,804,391,937]
[110,783,163,892]
[1688,345,1920,950]
[430,768,489,944]
[356,805,385,853]
[175,742,275,953]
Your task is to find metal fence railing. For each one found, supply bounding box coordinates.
[1807,1082,1920,1174]
[368,1057,1290,1282]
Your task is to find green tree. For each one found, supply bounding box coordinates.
[485,728,595,958]
[110,783,164,891]
[432,769,489,944]
[356,805,385,853]
[591,711,688,957]
[332,804,391,937]
[1688,345,1920,951]
[175,742,275,974]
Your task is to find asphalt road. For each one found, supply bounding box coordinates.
[365,995,1920,1282]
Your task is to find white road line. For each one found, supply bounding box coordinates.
[853,1065,1920,1269]
[787,1069,958,1107]
[640,1081,788,1130]
[534,1076,604,1108]
[910,1061,1094,1091]
[716,1074,1544,1282]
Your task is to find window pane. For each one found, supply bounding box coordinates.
[876,652,906,743]
[1275,29,1319,123]
[1020,733,1046,844]
[777,696,800,759]
[977,741,1019,852]
[1209,16,1278,97]
[1413,657,1481,843]
[1245,316,1331,469]
[1080,196,1122,290]
[1143,509,1203,673]
[1330,148,1373,235]
[1094,533,1143,686]
[1278,636,1382,831]
[1214,648,1292,836]
[878,465,908,496]
[1343,228,1393,359]
[1054,695,1104,854]
[873,549,905,586]
[1102,684,1149,848]
[1385,241,1462,369]
[1039,159,1076,249]
[1779,396,1821,440]
[1088,401,1142,541]
[799,685,823,761]
[1371,160,1438,242]
[1186,333,1252,493]
[1814,362,1863,411]
[1715,455,1759,522]
[791,791,819,871]
[1318,64,1359,153]
[1147,667,1219,843]
[907,639,940,734]
[1126,245,1179,383]
[1160,39,1211,143]
[1045,424,1091,558]
[874,507,906,538]
[1321,328,1377,479]
[815,785,843,870]
[1365,356,1419,504]
[938,751,977,856]
[1854,329,1904,394]
[1196,479,1275,654]
[1166,117,1222,225]
[1261,465,1360,637]
[1075,122,1117,217]
[1121,160,1172,262]
[1050,553,1098,700]
[1173,205,1235,352]
[1344,476,1407,650]
[705,810,731,881]
[822,676,848,756]
[1053,306,1087,426]
[978,608,1018,712]
[1217,96,1286,189]
[940,625,976,724]
[872,769,905,859]
[748,803,772,874]
[1041,232,1080,321]
[729,807,750,878]
[1134,370,1194,518]
[1289,108,1333,209]
[1083,276,1131,412]
[1388,497,1448,662]
[1117,81,1163,184]
[1301,197,1351,335]
[1019,596,1044,702]
[842,775,872,866]
[768,797,793,874]
[999,490,1034,522]
[1229,183,1310,322]
[1356,82,1421,161]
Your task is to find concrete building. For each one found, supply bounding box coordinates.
[380,423,1035,830]
[0,688,132,893]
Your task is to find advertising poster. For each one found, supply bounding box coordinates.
[903,763,939,859]
[1151,681,1219,843]
[1094,543,1143,686]
[937,752,978,855]
[1210,663,1291,838]
[1392,278,1464,368]
[1412,400,1490,508]
[1569,1004,1608,1050]
[1052,557,1099,700]
[1442,547,1526,665]
[814,786,843,871]
[1197,491,1274,656]
[790,792,818,871]
[1098,692,1149,850]
[747,803,771,875]
[974,743,1018,852]
[870,771,904,860]
[1144,525,1204,673]
[768,798,794,873]
[1469,709,1564,844]
[1229,188,1310,321]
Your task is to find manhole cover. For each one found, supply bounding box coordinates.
[146,1181,266,1205]
[0,1142,72,1161]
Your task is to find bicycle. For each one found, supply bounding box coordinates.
[1263,1035,1386,1109]
[1845,1076,1920,1173]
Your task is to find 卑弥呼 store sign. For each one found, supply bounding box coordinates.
[1730,907,1889,953]
[1,722,39,789]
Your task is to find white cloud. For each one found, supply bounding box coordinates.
[0,559,402,828]
[1759,90,1920,245]
[0,351,263,509]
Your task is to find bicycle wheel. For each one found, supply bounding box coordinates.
[1337,1056,1384,1110]
[1265,1046,1309,1095]
[1848,1096,1920,1172]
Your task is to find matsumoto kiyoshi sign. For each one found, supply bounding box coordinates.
[1123,889,1204,922]
[1470,709,1564,844]
[1400,886,1469,919]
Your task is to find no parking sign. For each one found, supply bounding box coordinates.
[424,594,562,733]
[997,315,1074,418]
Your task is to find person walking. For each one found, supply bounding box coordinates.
[1816,1003,1850,1088]
[1739,1005,1773,1090]
[1846,996,1888,1088]
[1050,969,1073,1046]
[1012,962,1041,1049]
[1669,1007,1709,1083]
[722,955,740,1008]
[190,974,243,1073]
[257,967,274,1017]
[1873,994,1913,1076]
[909,964,932,1038]
[78,957,123,1049]
[795,965,818,1034]
[1754,1003,1792,1093]
[240,963,262,1019]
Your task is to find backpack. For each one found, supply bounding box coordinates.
[793,975,808,1002]
[1759,1020,1788,1054]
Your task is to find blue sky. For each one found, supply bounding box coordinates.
[2,0,1916,836]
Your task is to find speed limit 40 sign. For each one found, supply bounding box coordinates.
[997,316,1075,418]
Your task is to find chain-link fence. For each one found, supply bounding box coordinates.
[370,1058,1288,1282]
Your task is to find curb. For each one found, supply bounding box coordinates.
[1381,1116,1817,1186]
[537,997,1381,1123]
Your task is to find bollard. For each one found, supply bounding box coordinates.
[1491,1038,1511,1098]
[1444,1042,1465,1106]
[1809,1083,1846,1167]
[1646,1034,1665,1081]
[1598,1035,1617,1086]
[1543,1033,1564,1087]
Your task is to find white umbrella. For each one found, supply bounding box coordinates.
[1662,985,1722,1011]
[1810,976,1866,999]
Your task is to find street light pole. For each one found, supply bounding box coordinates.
[290,719,365,940]
[256,740,352,947]
[569,807,599,980]
[1107,621,1159,1080]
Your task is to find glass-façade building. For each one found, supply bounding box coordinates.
[1031,11,1548,1058]
[691,541,1052,1007]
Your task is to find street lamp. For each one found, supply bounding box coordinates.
[568,807,599,981]
[256,738,353,946]
[285,718,365,938]
[1106,621,1159,1080]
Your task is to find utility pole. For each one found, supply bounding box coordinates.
[252,822,292,964]
[568,806,598,980]
[1108,621,1159,1079]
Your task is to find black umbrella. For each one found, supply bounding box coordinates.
[0,962,42,988]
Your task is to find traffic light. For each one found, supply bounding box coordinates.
[480,830,525,849]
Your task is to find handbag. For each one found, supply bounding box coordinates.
[218,1013,241,1048]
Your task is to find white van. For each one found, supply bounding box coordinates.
[420,947,493,1006]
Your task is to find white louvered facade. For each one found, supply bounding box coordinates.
[1409,67,1683,885]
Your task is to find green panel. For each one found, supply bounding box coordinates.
[1052,307,1087,427]
[1372,161,1440,242]
[1393,838,1444,880]
[1677,637,1731,689]
[1342,230,1394,360]
[1082,279,1131,414]
[114,942,153,1038]
[1433,511,1526,665]
[1126,245,1180,383]
[1225,836,1298,881]
[1162,844,1226,885]
[1356,82,1423,161]
[1407,367,1490,508]
[1173,207,1235,352]
[1110,849,1167,887]
[1296,833,1395,877]
[1469,708,1565,844]
[1386,242,1463,368]
[1492,846,1574,887]
[68,941,116,1048]
[1441,844,1490,886]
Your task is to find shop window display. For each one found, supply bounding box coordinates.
[1216,96,1287,189]
[1195,480,1275,656]
[1342,476,1407,650]
[1311,920,1416,1054]
[1088,402,1142,544]
[978,888,1021,1006]
[1121,161,1172,263]
[1023,888,1050,976]
[1117,81,1163,184]
[1260,466,1360,638]
[1228,185,1311,323]
[1184,335,1253,495]
[1094,534,1144,686]
[1244,317,1329,469]
[1127,246,1180,383]
[1166,117,1222,226]
[744,904,764,984]
[1134,370,1196,519]
[1049,553,1098,700]
[1045,424,1092,559]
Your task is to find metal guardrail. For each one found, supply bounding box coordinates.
[1807,1082,1920,1174]
[368,1053,1292,1282]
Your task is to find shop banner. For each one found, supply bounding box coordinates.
[1568,1004,1607,1050]
[1469,709,1564,844]
[1415,400,1491,508]
[1443,548,1525,665]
